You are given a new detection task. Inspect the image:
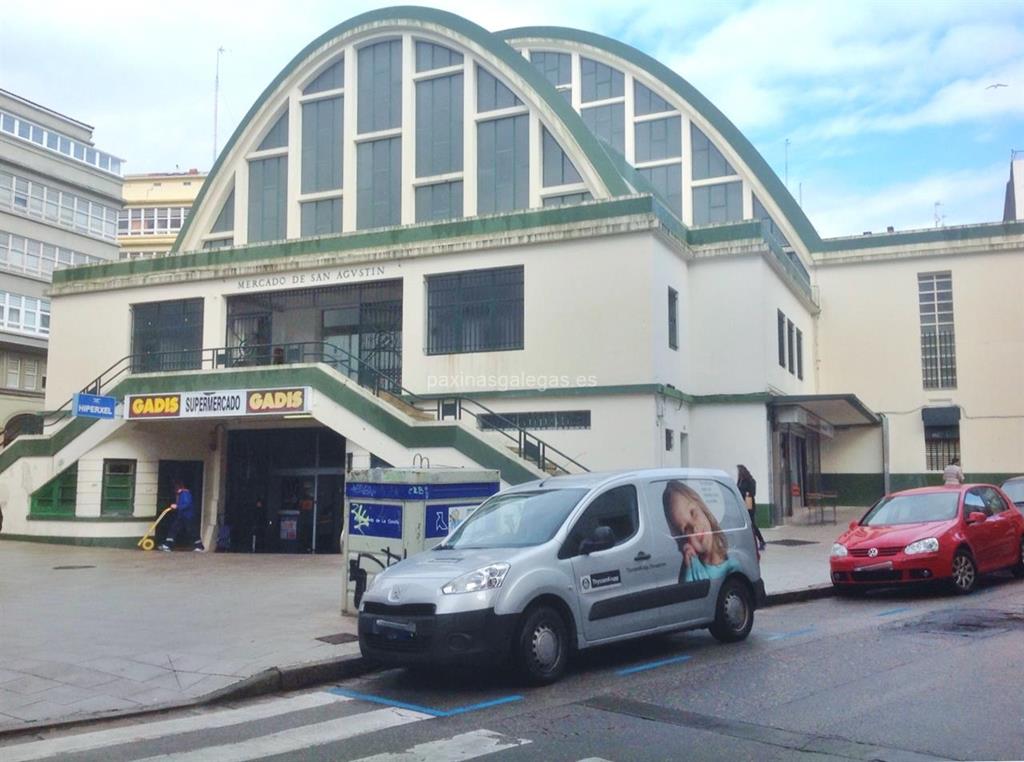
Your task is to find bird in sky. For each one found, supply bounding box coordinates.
[985,83,1008,89]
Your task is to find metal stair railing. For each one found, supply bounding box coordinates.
[6,342,589,475]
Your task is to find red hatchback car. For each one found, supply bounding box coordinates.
[830,485,1024,595]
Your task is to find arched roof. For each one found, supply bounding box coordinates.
[173,6,636,252]
[499,25,825,253]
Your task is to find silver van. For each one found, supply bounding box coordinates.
[358,468,765,684]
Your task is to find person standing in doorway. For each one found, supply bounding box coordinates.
[943,457,965,486]
[159,479,204,552]
[737,464,766,551]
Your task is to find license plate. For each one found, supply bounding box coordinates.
[374,618,416,639]
[855,561,894,572]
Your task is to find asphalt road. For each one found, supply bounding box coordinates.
[3,575,1023,762]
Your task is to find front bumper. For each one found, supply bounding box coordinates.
[830,553,949,585]
[358,604,518,667]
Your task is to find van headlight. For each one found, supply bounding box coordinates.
[904,538,939,555]
[830,543,848,557]
[441,563,510,595]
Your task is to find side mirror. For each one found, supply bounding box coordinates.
[966,511,987,525]
[579,525,616,555]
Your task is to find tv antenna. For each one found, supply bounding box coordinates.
[213,46,227,164]
[933,201,945,227]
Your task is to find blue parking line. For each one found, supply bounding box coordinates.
[765,626,816,641]
[876,607,911,617]
[328,687,522,717]
[616,654,692,676]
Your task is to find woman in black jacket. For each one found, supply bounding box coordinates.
[737,464,766,551]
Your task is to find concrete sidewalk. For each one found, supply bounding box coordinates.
[0,511,855,734]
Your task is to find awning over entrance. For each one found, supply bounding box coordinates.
[921,405,960,427]
[769,393,880,434]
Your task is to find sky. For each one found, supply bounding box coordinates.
[3,0,1022,238]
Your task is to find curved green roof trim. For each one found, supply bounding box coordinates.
[499,25,825,252]
[173,6,632,253]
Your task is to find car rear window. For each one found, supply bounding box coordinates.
[861,492,959,526]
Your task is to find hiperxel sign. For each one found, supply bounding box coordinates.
[125,387,311,420]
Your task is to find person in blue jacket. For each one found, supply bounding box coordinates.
[158,479,204,552]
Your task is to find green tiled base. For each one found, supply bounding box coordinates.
[0,533,140,549]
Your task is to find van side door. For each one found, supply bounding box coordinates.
[561,484,662,643]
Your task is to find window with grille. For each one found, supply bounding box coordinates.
[924,426,959,471]
[479,410,590,430]
[101,460,136,516]
[918,272,956,389]
[427,267,523,354]
[131,298,204,372]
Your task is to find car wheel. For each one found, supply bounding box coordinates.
[710,578,754,643]
[515,605,568,685]
[950,549,978,594]
[1012,536,1024,579]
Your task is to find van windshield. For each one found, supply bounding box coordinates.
[436,489,588,550]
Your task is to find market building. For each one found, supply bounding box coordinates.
[0,8,1020,550]
[0,89,122,441]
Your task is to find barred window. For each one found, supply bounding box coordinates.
[427,266,523,354]
[479,410,590,430]
[918,272,956,389]
[101,459,136,516]
[924,427,959,471]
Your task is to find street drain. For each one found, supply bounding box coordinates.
[766,539,819,547]
[897,608,1024,639]
[52,565,96,570]
[316,632,358,644]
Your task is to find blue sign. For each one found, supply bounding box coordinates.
[72,392,116,420]
[346,482,500,501]
[425,503,484,539]
[349,502,403,539]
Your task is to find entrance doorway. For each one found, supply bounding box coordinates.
[224,427,345,553]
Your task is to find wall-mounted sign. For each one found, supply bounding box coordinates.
[72,392,116,420]
[349,502,403,539]
[235,265,387,291]
[125,387,311,420]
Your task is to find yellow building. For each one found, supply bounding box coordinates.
[118,170,205,258]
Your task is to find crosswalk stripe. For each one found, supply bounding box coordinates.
[349,729,531,761]
[132,707,431,762]
[1,692,350,762]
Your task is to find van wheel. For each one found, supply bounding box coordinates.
[515,605,568,685]
[709,578,754,643]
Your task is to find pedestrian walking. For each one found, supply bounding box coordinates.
[942,457,965,486]
[158,479,204,552]
[737,464,766,551]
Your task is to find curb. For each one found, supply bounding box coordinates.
[764,583,835,606]
[0,652,379,742]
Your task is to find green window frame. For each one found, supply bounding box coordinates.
[101,459,136,516]
[30,463,78,517]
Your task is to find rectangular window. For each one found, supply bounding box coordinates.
[300,198,341,236]
[131,298,204,372]
[5,356,20,388]
[580,57,624,102]
[668,287,678,350]
[787,319,795,374]
[777,310,786,368]
[479,410,591,430]
[542,192,592,208]
[30,463,78,517]
[356,137,401,229]
[665,428,674,451]
[415,73,464,177]
[531,51,571,87]
[477,115,529,214]
[637,163,682,218]
[634,116,681,162]
[301,96,343,193]
[427,266,524,354]
[692,181,743,225]
[415,181,463,222]
[357,39,402,133]
[247,156,287,243]
[101,460,136,516]
[918,272,956,389]
[581,103,625,155]
[924,426,959,471]
[796,328,803,380]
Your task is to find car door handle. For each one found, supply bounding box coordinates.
[634,552,651,561]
